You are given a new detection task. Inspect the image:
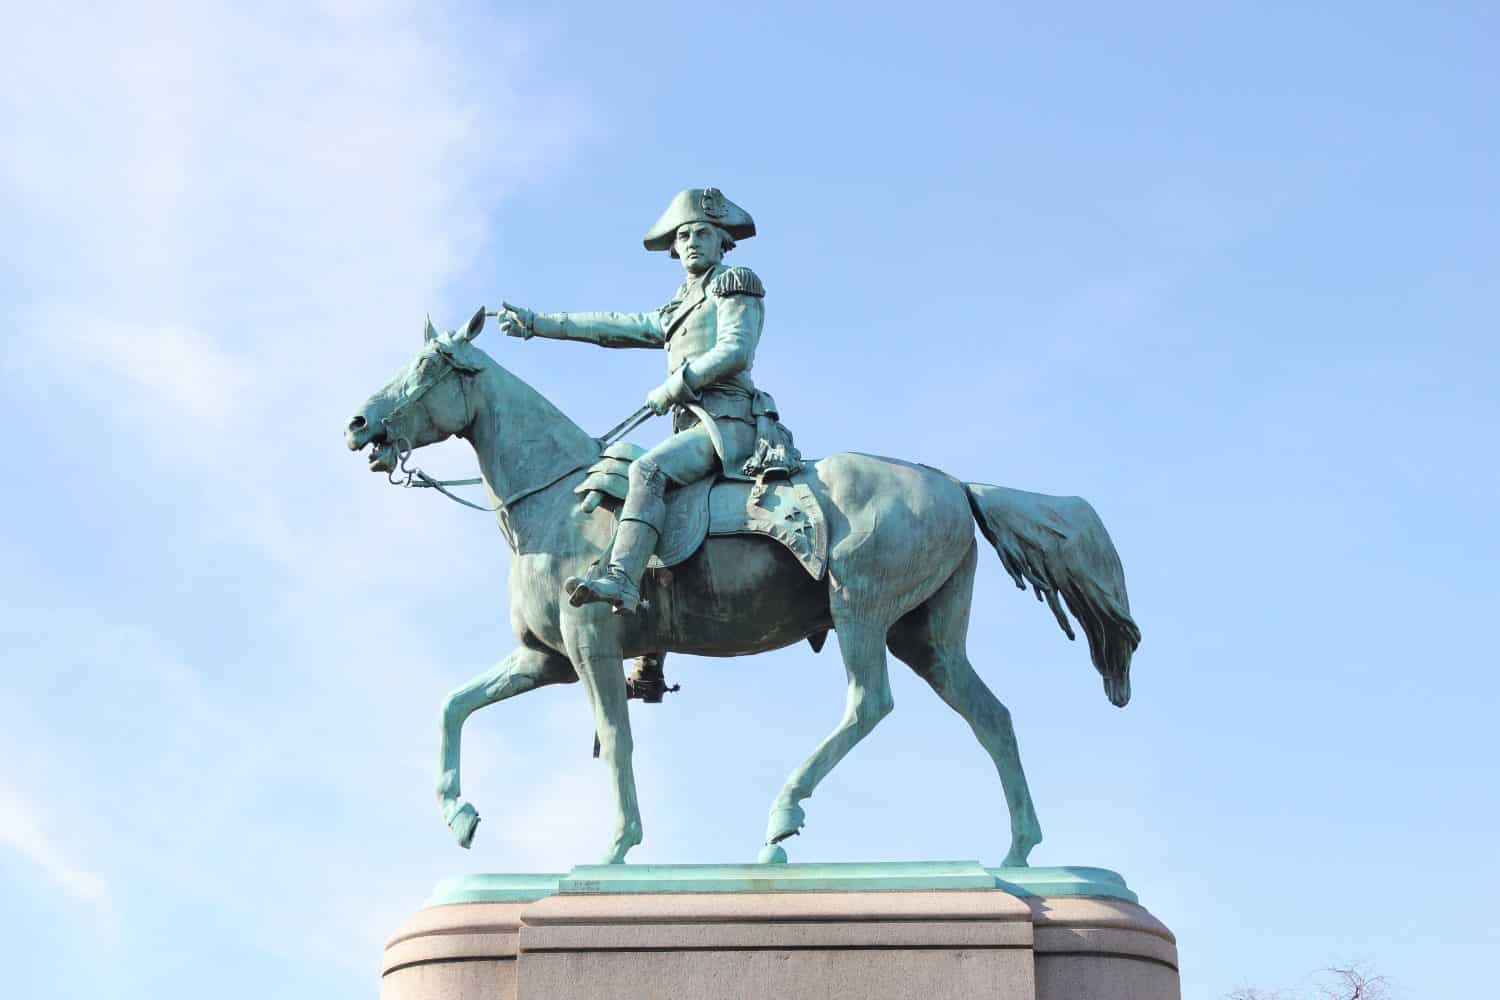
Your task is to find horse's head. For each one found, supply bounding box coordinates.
[345,308,489,473]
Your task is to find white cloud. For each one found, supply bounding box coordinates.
[0,3,583,994]
[8,313,252,427]
[0,780,114,918]
[4,1,580,417]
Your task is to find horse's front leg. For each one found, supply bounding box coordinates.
[761,619,895,863]
[437,644,577,848]
[563,608,642,864]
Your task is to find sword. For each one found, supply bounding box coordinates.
[598,404,654,447]
[598,401,725,460]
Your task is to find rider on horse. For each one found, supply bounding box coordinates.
[496,187,793,613]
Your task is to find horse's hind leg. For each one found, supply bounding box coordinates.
[437,644,576,848]
[887,541,1043,867]
[761,619,894,863]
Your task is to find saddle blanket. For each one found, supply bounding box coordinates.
[576,445,828,580]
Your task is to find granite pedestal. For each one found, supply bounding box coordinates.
[382,862,1178,1000]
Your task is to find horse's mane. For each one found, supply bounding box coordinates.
[465,346,601,501]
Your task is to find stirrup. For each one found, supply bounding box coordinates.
[564,571,646,613]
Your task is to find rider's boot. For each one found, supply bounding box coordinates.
[566,457,667,613]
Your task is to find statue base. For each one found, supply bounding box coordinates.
[381,862,1179,1000]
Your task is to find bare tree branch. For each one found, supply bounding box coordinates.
[1317,963,1390,1000]
[1226,987,1288,1000]
[1225,961,1394,1000]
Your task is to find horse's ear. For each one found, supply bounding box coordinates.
[461,306,486,342]
[423,314,439,342]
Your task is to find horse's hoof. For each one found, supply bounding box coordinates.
[598,822,642,864]
[447,801,480,849]
[597,842,635,865]
[765,802,805,845]
[758,843,788,865]
[1001,837,1039,868]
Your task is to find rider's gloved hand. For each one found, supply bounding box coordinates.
[496,302,535,339]
[645,382,675,415]
[646,369,697,415]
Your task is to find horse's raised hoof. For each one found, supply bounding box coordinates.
[758,843,789,865]
[446,800,480,849]
[764,802,805,845]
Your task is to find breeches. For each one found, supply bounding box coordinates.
[640,421,756,487]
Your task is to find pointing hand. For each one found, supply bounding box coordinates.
[495,302,535,339]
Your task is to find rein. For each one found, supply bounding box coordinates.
[379,349,656,515]
[385,443,499,512]
[386,437,585,514]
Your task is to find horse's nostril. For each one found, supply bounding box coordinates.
[349,415,367,431]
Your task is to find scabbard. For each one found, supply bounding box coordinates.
[682,401,726,464]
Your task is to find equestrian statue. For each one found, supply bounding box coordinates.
[344,187,1141,867]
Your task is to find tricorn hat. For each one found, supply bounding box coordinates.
[643,187,756,252]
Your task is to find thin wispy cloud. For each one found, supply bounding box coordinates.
[0,3,584,995]
[0,781,113,916]
[10,314,253,428]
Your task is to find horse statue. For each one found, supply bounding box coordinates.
[344,308,1141,866]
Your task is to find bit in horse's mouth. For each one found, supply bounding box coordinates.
[365,435,396,472]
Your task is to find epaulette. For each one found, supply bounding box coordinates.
[709,266,765,298]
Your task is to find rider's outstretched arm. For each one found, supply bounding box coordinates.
[533,310,666,349]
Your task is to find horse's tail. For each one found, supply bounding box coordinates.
[964,483,1140,707]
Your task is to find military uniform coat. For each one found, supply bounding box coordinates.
[534,264,766,469]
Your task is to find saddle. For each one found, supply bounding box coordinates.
[576,442,828,580]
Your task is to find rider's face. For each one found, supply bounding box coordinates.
[675,223,724,275]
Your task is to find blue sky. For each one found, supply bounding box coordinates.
[2,2,1495,997]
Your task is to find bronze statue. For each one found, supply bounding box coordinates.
[345,188,1140,867]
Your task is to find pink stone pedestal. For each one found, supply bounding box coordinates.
[382,886,1179,1000]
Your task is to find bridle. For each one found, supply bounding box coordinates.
[376,343,648,515]
[373,347,498,511]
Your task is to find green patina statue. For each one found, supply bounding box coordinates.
[344,187,1142,868]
